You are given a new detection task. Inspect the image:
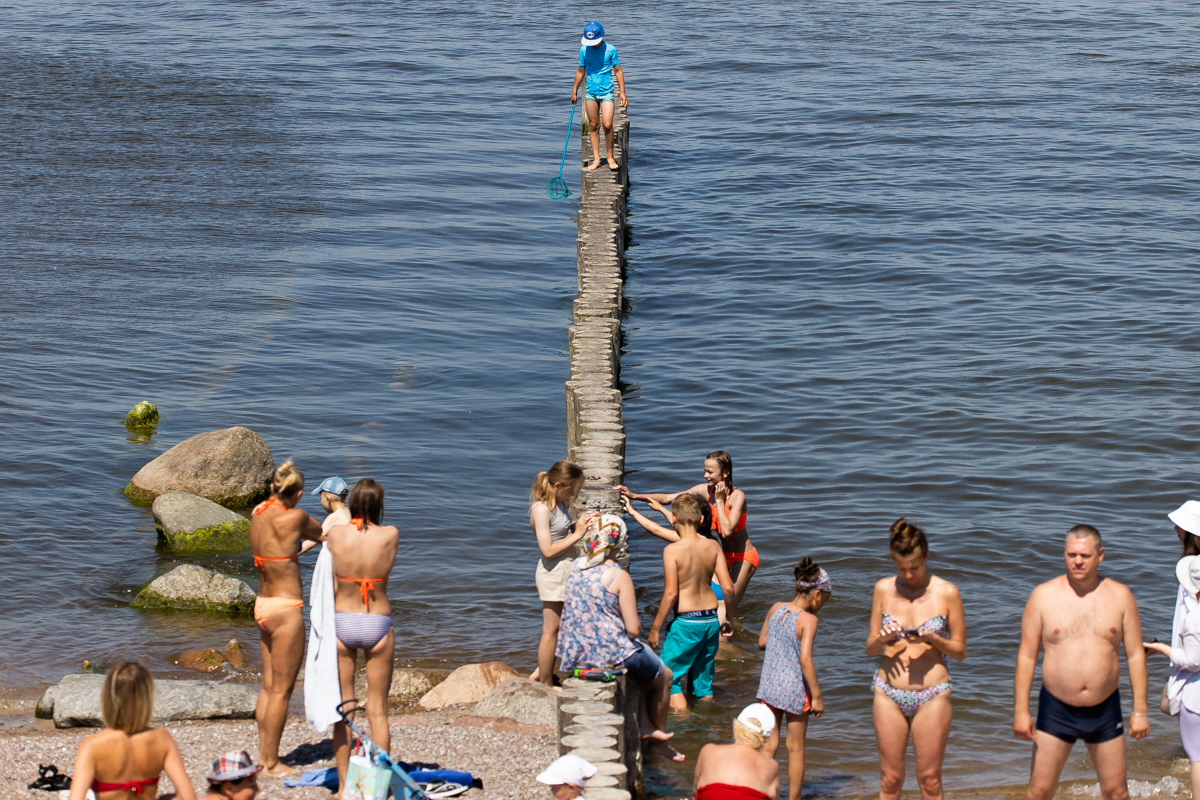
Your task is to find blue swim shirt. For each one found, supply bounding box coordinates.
[579,42,619,96]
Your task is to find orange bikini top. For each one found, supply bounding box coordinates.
[339,576,381,606]
[252,497,299,570]
[709,488,747,534]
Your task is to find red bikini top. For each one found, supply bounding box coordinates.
[92,778,158,794]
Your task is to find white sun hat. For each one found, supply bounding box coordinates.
[536,754,596,788]
[1178,556,1200,595]
[1169,501,1200,537]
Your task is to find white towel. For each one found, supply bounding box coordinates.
[304,545,342,733]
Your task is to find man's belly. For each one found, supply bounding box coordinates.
[1042,641,1121,706]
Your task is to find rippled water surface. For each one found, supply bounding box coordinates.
[2,1,1199,797]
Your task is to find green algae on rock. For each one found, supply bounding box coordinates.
[125,401,160,431]
[152,492,250,551]
[132,564,255,616]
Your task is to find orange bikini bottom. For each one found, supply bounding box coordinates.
[724,546,760,571]
[254,597,304,626]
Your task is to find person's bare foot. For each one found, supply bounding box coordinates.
[587,160,602,171]
[640,726,674,742]
[529,667,541,681]
[607,157,618,171]
[265,762,296,777]
[648,741,686,762]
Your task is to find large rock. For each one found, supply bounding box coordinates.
[472,678,559,726]
[36,674,257,728]
[124,427,273,508]
[417,662,520,710]
[132,565,256,616]
[152,492,249,551]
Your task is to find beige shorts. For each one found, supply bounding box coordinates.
[535,556,575,602]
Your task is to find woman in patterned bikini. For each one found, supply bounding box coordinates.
[865,518,967,800]
[249,460,324,776]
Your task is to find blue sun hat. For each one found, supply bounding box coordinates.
[581,21,604,46]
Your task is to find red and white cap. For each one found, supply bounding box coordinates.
[208,751,263,783]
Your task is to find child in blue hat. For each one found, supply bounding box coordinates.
[571,21,627,172]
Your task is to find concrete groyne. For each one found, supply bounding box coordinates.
[560,104,640,800]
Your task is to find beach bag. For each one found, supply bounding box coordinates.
[343,754,391,800]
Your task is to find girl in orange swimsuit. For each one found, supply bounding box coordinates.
[619,449,757,615]
[68,662,196,800]
[249,460,324,777]
[324,478,400,796]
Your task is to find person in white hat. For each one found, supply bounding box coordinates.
[536,754,597,800]
[1144,533,1200,798]
[692,704,780,800]
[1170,501,1200,558]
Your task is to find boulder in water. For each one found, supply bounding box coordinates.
[36,673,257,728]
[124,426,274,508]
[125,401,159,432]
[472,677,559,726]
[152,492,249,551]
[417,662,520,709]
[132,565,256,616]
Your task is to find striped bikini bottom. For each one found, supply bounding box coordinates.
[335,612,394,651]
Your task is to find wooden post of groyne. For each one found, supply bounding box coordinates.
[558,103,640,800]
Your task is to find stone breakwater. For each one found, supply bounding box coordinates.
[558,108,639,800]
[566,102,630,518]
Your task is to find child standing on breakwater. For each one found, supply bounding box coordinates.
[647,494,737,710]
[570,21,628,172]
[757,558,830,800]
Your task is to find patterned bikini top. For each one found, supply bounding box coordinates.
[882,612,948,637]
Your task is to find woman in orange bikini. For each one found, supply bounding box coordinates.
[68,661,197,800]
[249,460,324,776]
[324,478,400,795]
[619,450,757,612]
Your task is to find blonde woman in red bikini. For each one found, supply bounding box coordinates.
[249,460,323,775]
[620,450,757,612]
[68,661,196,800]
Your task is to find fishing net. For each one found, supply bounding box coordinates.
[547,177,570,199]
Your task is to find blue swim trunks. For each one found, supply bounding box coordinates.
[660,611,721,697]
[585,91,614,104]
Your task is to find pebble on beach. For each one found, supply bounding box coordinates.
[0,707,555,799]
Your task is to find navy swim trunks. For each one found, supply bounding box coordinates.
[1036,686,1124,744]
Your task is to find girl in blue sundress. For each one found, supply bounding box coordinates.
[756,557,831,800]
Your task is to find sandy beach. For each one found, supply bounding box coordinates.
[1,706,555,799]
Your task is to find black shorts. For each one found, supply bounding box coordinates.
[1035,686,1124,744]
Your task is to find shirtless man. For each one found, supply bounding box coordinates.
[643,494,737,710]
[694,704,781,800]
[1013,525,1149,800]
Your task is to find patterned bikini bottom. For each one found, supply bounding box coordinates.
[874,673,951,718]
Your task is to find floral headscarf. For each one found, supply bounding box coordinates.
[579,513,629,569]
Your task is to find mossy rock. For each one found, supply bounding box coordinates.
[155,519,249,552]
[152,492,250,552]
[125,427,274,509]
[125,401,160,432]
[132,565,256,616]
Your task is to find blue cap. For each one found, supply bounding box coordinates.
[581,21,603,46]
[312,476,348,497]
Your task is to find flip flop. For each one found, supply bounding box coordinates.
[424,781,470,798]
[28,764,72,791]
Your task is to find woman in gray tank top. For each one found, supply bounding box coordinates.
[529,460,597,687]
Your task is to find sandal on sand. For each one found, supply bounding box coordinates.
[424,782,470,798]
[29,764,72,791]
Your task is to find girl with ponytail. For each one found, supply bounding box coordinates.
[529,460,598,687]
[756,557,831,800]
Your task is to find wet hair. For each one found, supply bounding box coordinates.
[732,720,765,750]
[101,661,154,734]
[348,479,385,525]
[672,493,704,528]
[1067,524,1102,548]
[706,450,733,488]
[271,460,304,498]
[699,501,714,538]
[889,518,929,559]
[531,461,583,507]
[795,556,821,593]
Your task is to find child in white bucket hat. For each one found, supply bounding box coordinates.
[536,754,597,799]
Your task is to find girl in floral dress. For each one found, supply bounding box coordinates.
[757,557,831,800]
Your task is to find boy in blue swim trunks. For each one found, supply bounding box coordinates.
[570,21,628,172]
[648,494,737,710]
